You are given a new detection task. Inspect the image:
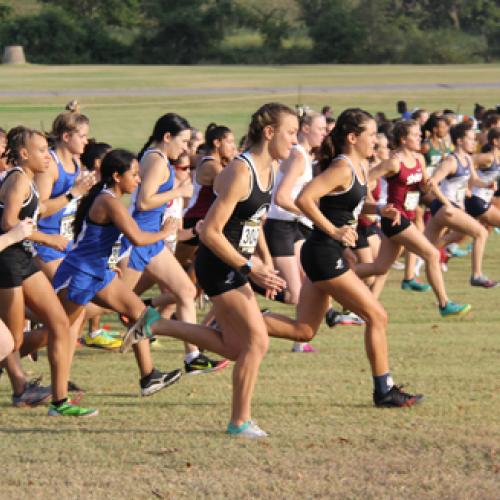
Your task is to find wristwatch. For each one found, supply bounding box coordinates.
[65,191,75,202]
[239,259,253,276]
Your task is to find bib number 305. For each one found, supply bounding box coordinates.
[238,220,260,254]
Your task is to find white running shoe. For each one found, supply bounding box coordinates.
[338,312,365,326]
[391,260,405,270]
[227,420,268,439]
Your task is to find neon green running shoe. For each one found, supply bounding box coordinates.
[48,402,98,418]
[84,329,122,350]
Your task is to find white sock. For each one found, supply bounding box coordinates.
[184,350,200,363]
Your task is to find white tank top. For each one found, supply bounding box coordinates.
[267,144,313,227]
[440,153,471,207]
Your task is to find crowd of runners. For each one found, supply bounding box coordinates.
[0,99,499,438]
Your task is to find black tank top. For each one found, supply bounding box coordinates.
[0,167,39,251]
[218,151,274,257]
[311,155,367,242]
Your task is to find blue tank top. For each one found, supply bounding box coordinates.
[130,149,174,231]
[64,189,121,277]
[37,150,80,238]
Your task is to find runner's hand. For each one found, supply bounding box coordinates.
[334,225,358,247]
[10,218,34,243]
[249,261,286,296]
[71,172,96,198]
[161,216,178,237]
[379,204,401,226]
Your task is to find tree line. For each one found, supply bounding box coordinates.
[0,0,498,64]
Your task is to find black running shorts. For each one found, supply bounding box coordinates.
[464,195,489,218]
[0,245,40,288]
[381,215,411,238]
[300,237,349,282]
[264,218,306,257]
[195,243,248,297]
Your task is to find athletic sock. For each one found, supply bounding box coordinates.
[51,398,68,407]
[373,372,394,395]
[184,350,200,364]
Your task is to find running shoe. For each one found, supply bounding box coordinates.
[446,244,469,258]
[184,354,230,375]
[374,385,423,408]
[120,307,160,353]
[401,278,431,292]
[337,312,365,326]
[391,260,405,270]
[470,275,498,288]
[325,308,341,328]
[83,329,123,349]
[291,342,317,353]
[227,420,268,438]
[140,368,182,396]
[439,301,471,318]
[48,401,98,417]
[12,379,51,407]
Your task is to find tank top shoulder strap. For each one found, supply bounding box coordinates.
[101,188,117,198]
[141,148,169,164]
[293,143,309,164]
[0,166,37,207]
[199,155,215,165]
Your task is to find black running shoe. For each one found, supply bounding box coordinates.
[140,368,182,397]
[374,385,424,408]
[325,308,341,328]
[185,353,230,375]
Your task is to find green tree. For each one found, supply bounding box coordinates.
[39,0,141,28]
[139,0,232,63]
[298,0,365,62]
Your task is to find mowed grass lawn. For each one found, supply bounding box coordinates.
[1,238,500,498]
[0,64,499,151]
[0,64,499,498]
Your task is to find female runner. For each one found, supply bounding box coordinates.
[354,120,471,317]
[0,127,74,410]
[122,107,423,439]
[51,149,182,415]
[425,122,495,288]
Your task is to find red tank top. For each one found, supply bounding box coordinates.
[184,157,217,220]
[386,157,423,220]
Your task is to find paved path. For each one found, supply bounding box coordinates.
[1,82,499,98]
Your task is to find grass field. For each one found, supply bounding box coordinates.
[1,64,499,151]
[0,64,500,498]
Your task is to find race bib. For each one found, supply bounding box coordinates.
[60,198,78,240]
[107,240,122,269]
[238,220,260,254]
[60,215,75,240]
[404,191,420,211]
